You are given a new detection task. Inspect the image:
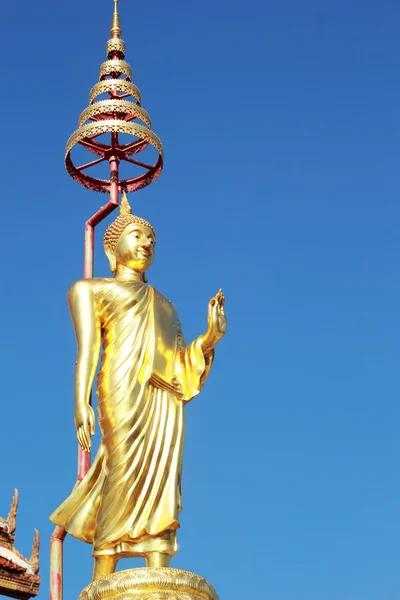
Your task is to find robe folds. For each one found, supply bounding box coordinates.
[50,281,213,558]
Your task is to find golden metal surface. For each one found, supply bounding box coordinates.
[79,568,219,600]
[110,0,122,39]
[104,192,156,253]
[79,100,151,128]
[107,38,125,55]
[89,80,141,104]
[100,59,132,80]
[50,197,226,580]
[65,120,163,158]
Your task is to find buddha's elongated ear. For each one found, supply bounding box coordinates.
[105,246,117,272]
[143,273,148,283]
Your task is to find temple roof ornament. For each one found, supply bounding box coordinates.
[0,490,40,599]
[29,530,40,576]
[7,489,18,535]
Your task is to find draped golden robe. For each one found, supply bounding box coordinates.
[50,281,213,558]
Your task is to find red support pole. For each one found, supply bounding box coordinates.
[50,156,119,600]
[49,527,66,600]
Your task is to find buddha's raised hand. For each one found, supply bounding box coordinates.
[209,289,227,338]
[201,289,227,355]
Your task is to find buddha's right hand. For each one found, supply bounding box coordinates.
[75,404,95,452]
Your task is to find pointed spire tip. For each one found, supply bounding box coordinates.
[110,0,122,39]
[120,191,132,215]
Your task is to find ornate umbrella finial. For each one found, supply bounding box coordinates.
[65,0,163,195]
[110,0,122,39]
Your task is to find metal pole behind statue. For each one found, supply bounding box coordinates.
[49,2,163,598]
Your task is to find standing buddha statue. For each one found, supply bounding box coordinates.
[50,193,227,581]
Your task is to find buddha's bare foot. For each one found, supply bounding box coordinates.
[146,552,170,568]
[92,556,118,581]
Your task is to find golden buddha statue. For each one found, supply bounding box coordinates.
[50,194,227,581]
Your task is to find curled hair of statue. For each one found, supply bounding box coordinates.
[104,192,156,259]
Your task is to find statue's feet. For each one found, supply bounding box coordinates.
[92,556,118,581]
[145,552,171,568]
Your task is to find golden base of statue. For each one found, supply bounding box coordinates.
[78,568,219,600]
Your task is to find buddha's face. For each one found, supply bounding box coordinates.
[114,223,155,272]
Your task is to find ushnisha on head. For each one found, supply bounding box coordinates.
[104,192,156,276]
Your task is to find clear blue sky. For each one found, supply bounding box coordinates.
[1,1,399,598]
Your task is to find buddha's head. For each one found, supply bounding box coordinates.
[104,192,156,276]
